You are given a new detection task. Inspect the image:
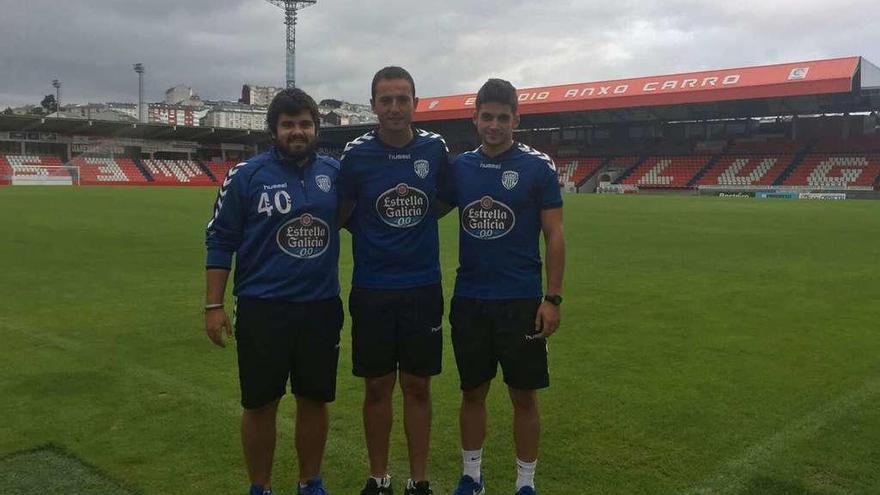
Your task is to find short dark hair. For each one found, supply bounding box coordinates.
[371,66,416,100]
[476,78,518,113]
[266,88,321,135]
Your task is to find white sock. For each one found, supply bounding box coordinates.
[462,448,483,481]
[372,475,391,487]
[515,458,537,490]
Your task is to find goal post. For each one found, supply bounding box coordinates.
[10,165,79,186]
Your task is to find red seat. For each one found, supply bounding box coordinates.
[70,157,149,185]
[783,153,880,189]
[143,159,215,185]
[621,155,710,188]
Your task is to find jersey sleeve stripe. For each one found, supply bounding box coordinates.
[340,131,375,160]
[206,162,247,229]
[516,143,557,171]
[416,128,450,153]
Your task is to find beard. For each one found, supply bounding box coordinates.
[277,137,317,162]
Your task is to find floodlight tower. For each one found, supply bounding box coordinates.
[265,0,317,88]
[51,79,61,115]
[133,63,146,123]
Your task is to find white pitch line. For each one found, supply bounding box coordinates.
[683,375,880,495]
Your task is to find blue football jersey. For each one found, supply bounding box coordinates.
[205,148,340,302]
[443,142,562,299]
[339,129,449,289]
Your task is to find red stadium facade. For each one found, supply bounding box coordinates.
[415,57,863,121]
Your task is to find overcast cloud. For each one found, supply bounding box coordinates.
[1,0,879,107]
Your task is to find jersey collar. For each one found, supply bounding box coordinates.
[477,141,518,162]
[373,127,417,150]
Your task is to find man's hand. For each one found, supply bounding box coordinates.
[205,308,232,348]
[533,301,561,339]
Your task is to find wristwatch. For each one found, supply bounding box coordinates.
[543,294,563,306]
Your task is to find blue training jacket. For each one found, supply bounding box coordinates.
[205,148,340,302]
[441,142,562,299]
[338,129,449,289]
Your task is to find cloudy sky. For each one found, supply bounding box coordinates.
[1,0,879,107]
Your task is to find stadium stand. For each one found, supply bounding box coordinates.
[0,155,71,184]
[620,155,712,188]
[697,154,793,187]
[205,160,240,182]
[2,58,879,195]
[782,153,880,190]
[556,157,603,187]
[142,159,215,185]
[606,156,642,170]
[70,157,150,185]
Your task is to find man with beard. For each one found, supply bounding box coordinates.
[338,66,448,495]
[205,88,341,495]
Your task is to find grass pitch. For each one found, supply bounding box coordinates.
[1,187,879,494]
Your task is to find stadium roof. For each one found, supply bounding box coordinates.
[414,56,880,126]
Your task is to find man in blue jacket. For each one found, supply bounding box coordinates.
[205,88,340,495]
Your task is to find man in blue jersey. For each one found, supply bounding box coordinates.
[440,79,565,495]
[205,88,341,495]
[338,66,448,495]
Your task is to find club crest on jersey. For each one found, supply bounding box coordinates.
[375,183,429,229]
[461,195,516,240]
[414,159,429,179]
[501,171,519,190]
[276,213,330,259]
[315,174,331,193]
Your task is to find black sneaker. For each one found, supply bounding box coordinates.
[403,479,432,495]
[361,478,394,495]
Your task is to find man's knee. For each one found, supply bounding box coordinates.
[244,397,280,413]
[462,381,491,405]
[508,388,538,412]
[400,373,431,403]
[295,396,328,413]
[364,373,396,405]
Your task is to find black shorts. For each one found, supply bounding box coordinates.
[349,284,443,378]
[234,296,343,409]
[450,296,549,391]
